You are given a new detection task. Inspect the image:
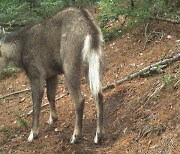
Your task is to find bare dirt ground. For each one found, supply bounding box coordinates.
[0,20,179,153]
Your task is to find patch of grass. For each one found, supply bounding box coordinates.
[0,66,21,80]
[0,0,97,32]
[15,112,28,129]
[158,49,173,91]
[1,127,10,134]
[18,116,28,129]
[97,0,180,42]
[1,127,13,146]
[163,74,172,91]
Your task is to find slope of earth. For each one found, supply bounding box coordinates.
[0,21,179,153]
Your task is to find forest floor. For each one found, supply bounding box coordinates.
[0,14,180,153]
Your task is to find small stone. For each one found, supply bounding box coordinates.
[55,128,59,132]
[167,35,172,39]
[45,135,48,138]
[19,98,26,103]
[130,63,136,67]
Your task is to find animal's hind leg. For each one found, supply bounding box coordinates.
[64,64,85,144]
[94,92,104,144]
[46,76,58,125]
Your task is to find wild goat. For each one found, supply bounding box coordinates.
[0,8,104,144]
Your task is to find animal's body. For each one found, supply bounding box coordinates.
[0,7,104,144]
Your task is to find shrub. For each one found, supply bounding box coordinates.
[97,0,180,42]
[0,66,21,80]
[0,0,97,31]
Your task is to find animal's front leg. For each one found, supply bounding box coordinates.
[27,77,45,142]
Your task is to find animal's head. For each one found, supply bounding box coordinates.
[0,26,5,38]
[0,27,5,56]
[0,27,6,73]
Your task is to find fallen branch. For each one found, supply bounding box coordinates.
[27,92,69,115]
[0,22,25,28]
[102,53,180,92]
[143,22,149,50]
[149,16,180,24]
[0,88,31,99]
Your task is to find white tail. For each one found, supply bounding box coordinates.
[82,35,102,97]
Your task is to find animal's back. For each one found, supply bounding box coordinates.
[7,8,101,79]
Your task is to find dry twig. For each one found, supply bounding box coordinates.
[27,92,69,116]
[143,22,149,50]
[149,16,180,24]
[0,88,31,99]
[143,22,165,50]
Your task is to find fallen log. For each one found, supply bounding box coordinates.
[102,53,180,91]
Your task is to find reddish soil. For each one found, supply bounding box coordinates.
[0,20,179,153]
